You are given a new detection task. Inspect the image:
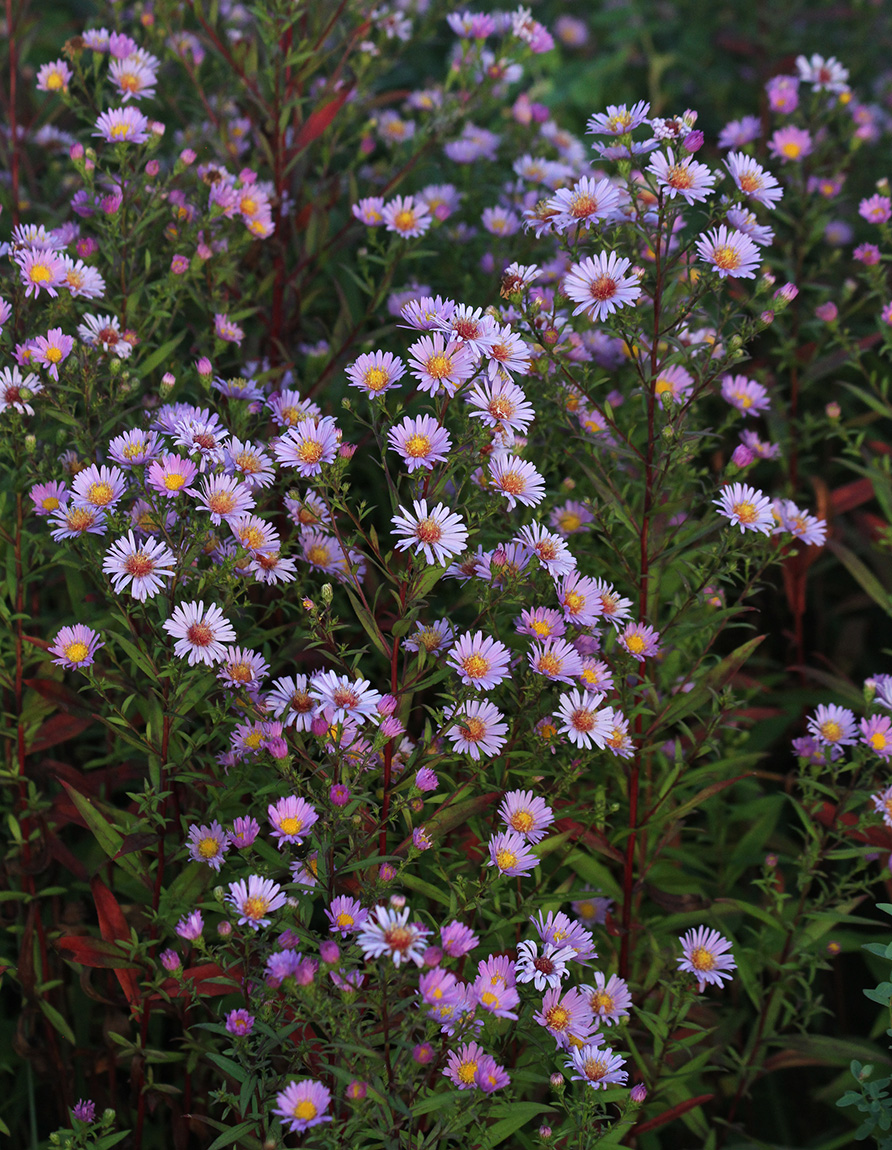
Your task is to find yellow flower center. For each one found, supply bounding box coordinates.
[461,654,490,680]
[393,209,417,232]
[495,847,517,870]
[731,500,758,524]
[510,810,534,833]
[819,720,843,743]
[625,634,646,654]
[198,836,219,859]
[689,945,716,971]
[164,472,187,490]
[583,1057,608,1081]
[64,641,89,663]
[546,1006,570,1031]
[712,245,741,271]
[278,816,302,835]
[457,1061,477,1085]
[458,717,486,742]
[336,912,354,928]
[781,141,802,159]
[415,517,442,544]
[591,990,615,1013]
[294,1100,317,1121]
[405,433,431,457]
[297,440,324,464]
[364,366,389,392]
[29,264,53,285]
[87,481,114,506]
[424,353,453,379]
[242,896,270,920]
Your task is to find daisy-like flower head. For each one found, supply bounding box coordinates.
[326,895,369,936]
[49,624,103,670]
[392,499,469,567]
[176,910,204,941]
[580,659,614,695]
[162,601,237,666]
[404,619,455,655]
[555,688,611,749]
[531,910,596,963]
[515,522,575,577]
[806,703,858,748]
[718,115,762,148]
[77,313,133,357]
[472,975,520,1021]
[227,874,286,930]
[407,332,476,396]
[214,313,245,344]
[445,699,508,760]
[859,194,892,225]
[535,985,595,1049]
[109,55,157,102]
[299,529,344,575]
[725,151,783,208]
[173,415,229,469]
[267,389,320,430]
[677,926,736,993]
[580,971,632,1025]
[564,251,641,323]
[441,920,479,957]
[310,670,383,725]
[16,248,66,298]
[30,480,68,516]
[37,58,73,92]
[187,821,230,871]
[872,783,892,826]
[721,374,770,416]
[31,329,74,381]
[546,175,622,232]
[230,513,281,556]
[862,716,892,760]
[447,630,511,690]
[443,1041,486,1090]
[49,503,107,542]
[499,789,554,843]
[714,482,774,535]
[647,148,717,204]
[572,891,613,926]
[266,675,318,729]
[696,225,760,279]
[273,416,339,476]
[486,829,538,877]
[382,194,432,238]
[268,795,319,848]
[272,1080,332,1135]
[357,904,430,967]
[0,366,43,414]
[352,196,386,226]
[765,74,799,113]
[772,499,827,547]
[108,429,161,469]
[218,646,269,691]
[515,606,566,642]
[767,125,813,163]
[565,1043,628,1090]
[147,454,198,499]
[556,571,605,627]
[586,100,651,136]
[796,53,849,92]
[346,350,406,396]
[550,500,595,537]
[192,473,256,525]
[619,622,661,662]
[387,414,452,472]
[229,816,260,849]
[603,707,635,759]
[486,326,531,387]
[102,532,176,602]
[528,636,584,684]
[400,294,456,331]
[71,464,127,512]
[60,257,106,300]
[222,437,275,487]
[466,377,535,435]
[489,453,546,509]
[94,106,150,144]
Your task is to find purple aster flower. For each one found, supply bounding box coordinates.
[392,499,469,566]
[768,125,813,163]
[441,920,479,957]
[30,480,68,516]
[326,896,369,936]
[565,1043,628,1089]
[766,74,799,113]
[230,513,281,556]
[310,670,382,725]
[72,1098,96,1123]
[586,101,651,135]
[225,1008,254,1036]
[49,624,103,670]
[176,910,204,940]
[528,636,584,684]
[696,225,760,279]
[535,985,595,1049]
[404,619,455,655]
[227,874,287,930]
[163,601,237,665]
[546,175,621,232]
[725,151,783,207]
[94,106,150,144]
[266,674,317,730]
[223,437,276,487]
[515,607,566,641]
[267,389,320,429]
[489,453,546,508]
[677,926,736,992]
[555,688,611,749]
[647,148,716,204]
[862,716,892,759]
[352,196,386,226]
[357,904,431,967]
[407,332,476,396]
[108,428,162,468]
[346,349,406,395]
[229,816,260,848]
[214,313,245,344]
[466,377,535,434]
[387,414,452,471]
[471,970,519,1019]
[102,531,176,602]
[382,194,432,238]
[806,703,858,748]
[71,463,127,511]
[447,631,511,690]
[268,795,319,848]
[191,474,256,526]
[717,115,761,148]
[619,622,661,661]
[415,767,439,792]
[714,482,774,535]
[499,790,554,843]
[476,1055,511,1093]
[273,416,339,476]
[514,523,575,578]
[30,328,74,380]
[445,699,508,760]
[531,911,596,963]
[486,830,539,877]
[564,252,641,323]
[272,1079,332,1134]
[37,59,73,92]
[16,248,66,298]
[187,821,229,871]
[772,499,827,546]
[721,374,770,416]
[443,1041,487,1090]
[217,646,269,692]
[49,503,107,542]
[581,971,632,1025]
[147,454,198,498]
[413,826,433,851]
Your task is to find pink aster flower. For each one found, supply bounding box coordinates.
[489,453,546,509]
[326,896,369,936]
[94,106,150,144]
[71,464,127,511]
[766,74,799,113]
[382,194,431,238]
[229,816,260,848]
[267,389,319,429]
[486,829,538,876]
[225,1009,254,1037]
[187,821,230,871]
[515,607,566,641]
[581,971,632,1025]
[214,313,245,344]
[447,630,511,690]
[49,503,107,542]
[466,377,535,434]
[564,251,641,323]
[357,904,430,967]
[31,329,74,381]
[176,910,204,941]
[387,415,452,471]
[535,985,595,1049]
[499,789,553,843]
[619,622,661,662]
[392,499,469,566]
[484,324,530,381]
[49,624,103,670]
[352,196,386,226]
[217,646,269,691]
[555,688,611,749]
[443,1041,487,1090]
[767,125,813,163]
[721,374,770,416]
[273,1080,332,1134]
[862,716,892,759]
[586,100,651,136]
[60,258,106,299]
[162,601,237,665]
[37,58,73,92]
[647,148,716,204]
[603,708,635,758]
[268,796,319,848]
[515,523,575,577]
[556,571,605,627]
[147,454,198,498]
[30,480,68,516]
[222,437,275,488]
[565,1043,628,1089]
[445,699,508,760]
[653,364,694,404]
[854,243,881,265]
[191,473,256,524]
[772,499,827,546]
[724,151,783,207]
[102,532,176,602]
[110,56,158,102]
[472,975,520,1021]
[227,874,286,930]
[546,175,621,231]
[346,350,406,396]
[273,416,339,476]
[310,670,382,725]
[677,926,736,992]
[108,429,161,468]
[16,248,66,298]
[806,703,858,748]
[696,225,760,279]
[529,636,584,683]
[407,332,476,396]
[714,482,774,535]
[441,920,479,957]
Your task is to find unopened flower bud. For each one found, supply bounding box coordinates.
[145,159,160,177]
[217,921,232,937]
[311,715,329,737]
[213,885,225,902]
[389,894,406,909]
[180,148,196,165]
[160,948,181,972]
[321,583,334,606]
[379,862,396,881]
[550,1072,564,1089]
[815,301,838,322]
[731,444,754,468]
[24,434,36,454]
[339,443,356,459]
[826,400,841,420]
[196,357,212,377]
[423,945,443,967]
[320,940,339,963]
[378,694,398,716]
[683,129,703,153]
[631,1083,647,1103]
[538,1126,552,1139]
[409,797,424,814]
[765,853,778,868]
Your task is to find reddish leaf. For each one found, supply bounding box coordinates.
[635,1094,714,1134]
[90,875,141,1009]
[27,713,94,754]
[56,935,142,969]
[293,88,352,154]
[23,633,52,652]
[152,962,238,1001]
[831,477,874,515]
[24,677,93,717]
[553,816,624,862]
